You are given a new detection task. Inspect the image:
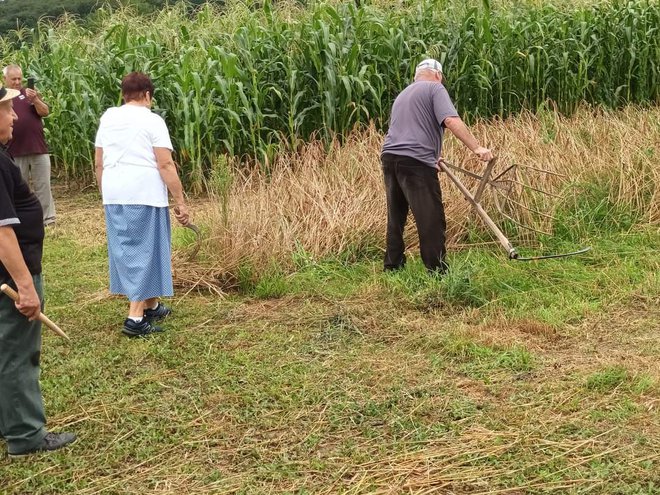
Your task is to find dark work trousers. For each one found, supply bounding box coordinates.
[382,153,448,273]
[0,274,47,454]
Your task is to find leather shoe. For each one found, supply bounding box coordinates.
[8,431,77,458]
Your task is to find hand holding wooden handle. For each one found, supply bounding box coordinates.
[0,284,70,340]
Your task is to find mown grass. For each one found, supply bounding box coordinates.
[0,187,657,493]
[1,107,658,493]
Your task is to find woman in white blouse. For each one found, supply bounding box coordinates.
[94,72,190,337]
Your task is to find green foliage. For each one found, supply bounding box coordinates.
[253,264,289,298]
[431,335,535,379]
[382,256,492,310]
[0,0,99,33]
[378,223,659,327]
[585,368,656,395]
[584,366,657,396]
[1,0,659,187]
[586,366,629,392]
[0,0,220,33]
[552,182,644,242]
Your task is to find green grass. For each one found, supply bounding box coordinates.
[0,193,658,494]
[375,227,659,327]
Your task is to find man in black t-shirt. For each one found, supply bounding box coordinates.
[0,85,76,457]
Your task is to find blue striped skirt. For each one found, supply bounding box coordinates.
[104,205,173,301]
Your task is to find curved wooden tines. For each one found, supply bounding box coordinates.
[439,158,589,261]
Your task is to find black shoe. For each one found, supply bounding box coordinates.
[122,318,163,337]
[8,431,77,458]
[143,302,172,322]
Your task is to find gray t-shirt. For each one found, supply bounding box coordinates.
[381,81,459,168]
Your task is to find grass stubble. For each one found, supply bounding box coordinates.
[0,108,658,494]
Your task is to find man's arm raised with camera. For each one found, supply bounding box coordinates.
[25,88,49,117]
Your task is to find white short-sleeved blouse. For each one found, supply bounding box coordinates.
[95,105,173,207]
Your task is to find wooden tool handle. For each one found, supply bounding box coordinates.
[0,284,70,340]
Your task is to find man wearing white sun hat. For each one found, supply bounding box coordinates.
[0,84,76,457]
[381,58,493,274]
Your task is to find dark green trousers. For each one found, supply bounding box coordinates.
[0,274,47,454]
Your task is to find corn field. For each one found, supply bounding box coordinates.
[1,0,658,188]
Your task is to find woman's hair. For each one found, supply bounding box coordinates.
[121,72,155,103]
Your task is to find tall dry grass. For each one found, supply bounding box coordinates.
[174,107,659,290]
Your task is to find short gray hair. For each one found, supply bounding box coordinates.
[3,64,22,77]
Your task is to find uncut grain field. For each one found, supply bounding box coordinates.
[1,0,658,185]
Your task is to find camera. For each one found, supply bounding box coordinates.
[27,77,35,90]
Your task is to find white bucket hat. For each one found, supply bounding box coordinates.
[0,85,20,103]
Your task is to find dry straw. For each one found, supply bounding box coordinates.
[173,107,659,291]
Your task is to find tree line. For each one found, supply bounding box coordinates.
[0,0,220,34]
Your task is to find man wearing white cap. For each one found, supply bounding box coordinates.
[381,58,493,274]
[0,85,76,457]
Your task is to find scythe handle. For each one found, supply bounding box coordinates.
[0,284,70,340]
[438,160,518,259]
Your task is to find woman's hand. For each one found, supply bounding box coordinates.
[173,205,190,226]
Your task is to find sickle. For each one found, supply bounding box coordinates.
[183,223,202,262]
